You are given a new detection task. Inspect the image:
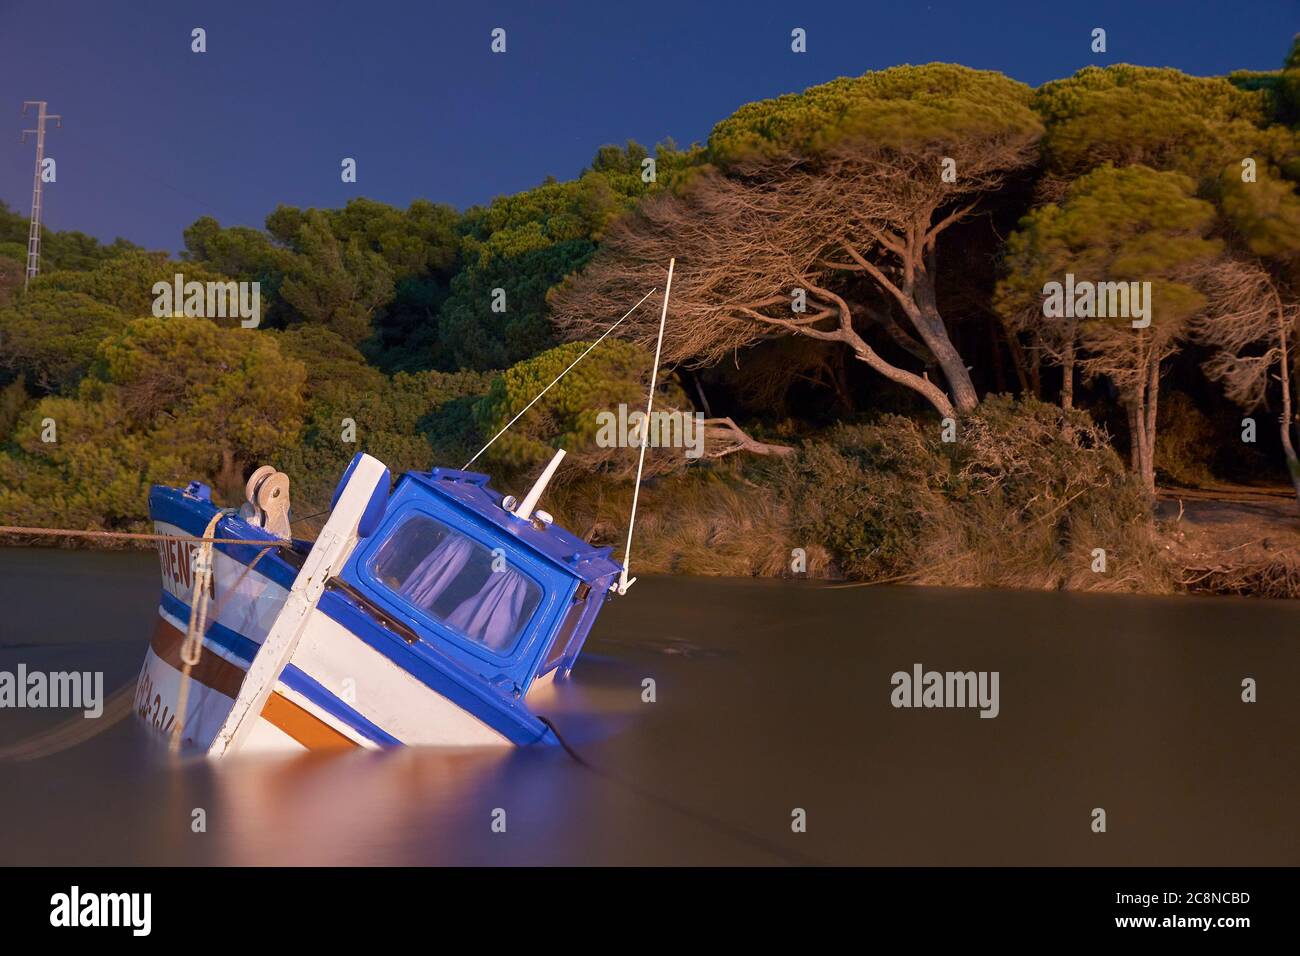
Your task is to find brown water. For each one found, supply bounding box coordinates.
[0,546,1296,865]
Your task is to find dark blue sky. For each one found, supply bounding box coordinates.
[2,0,1295,252]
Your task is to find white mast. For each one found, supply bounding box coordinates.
[515,448,565,521]
[617,258,674,595]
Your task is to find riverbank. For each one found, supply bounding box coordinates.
[3,483,1297,599]
[1157,484,1300,598]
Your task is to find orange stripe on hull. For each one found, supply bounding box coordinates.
[150,615,359,750]
[260,691,356,749]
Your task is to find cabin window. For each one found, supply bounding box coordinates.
[371,514,542,655]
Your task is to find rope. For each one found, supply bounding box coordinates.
[168,544,275,751]
[0,516,281,758]
[0,526,291,546]
[290,507,331,526]
[170,527,281,755]
[618,259,675,594]
[0,514,289,759]
[170,510,229,753]
[0,683,137,763]
[536,714,821,866]
[462,286,659,469]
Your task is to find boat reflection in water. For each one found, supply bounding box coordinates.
[174,658,644,865]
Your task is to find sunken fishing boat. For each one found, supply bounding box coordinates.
[138,449,624,754]
[134,263,676,757]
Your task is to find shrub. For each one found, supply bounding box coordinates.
[1154,390,1217,487]
[773,395,1174,591]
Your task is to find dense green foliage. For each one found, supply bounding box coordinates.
[1034,65,1284,181]
[0,317,306,528]
[0,141,678,528]
[709,63,1041,164]
[0,200,139,275]
[1000,165,1220,323]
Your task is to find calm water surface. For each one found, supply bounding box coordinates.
[0,547,1296,865]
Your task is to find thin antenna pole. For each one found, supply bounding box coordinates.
[462,286,658,469]
[618,258,674,595]
[20,101,61,290]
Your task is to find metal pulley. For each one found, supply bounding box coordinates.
[241,465,292,539]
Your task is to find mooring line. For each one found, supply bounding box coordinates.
[0,683,137,763]
[0,525,291,547]
[536,715,824,866]
[169,543,276,752]
[463,286,659,469]
[0,517,286,760]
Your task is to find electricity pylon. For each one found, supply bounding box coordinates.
[20,101,61,289]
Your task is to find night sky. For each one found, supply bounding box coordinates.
[2,0,1295,251]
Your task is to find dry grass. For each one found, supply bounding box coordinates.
[770,397,1181,593]
[899,489,1179,593]
[547,463,831,578]
[544,398,1190,594]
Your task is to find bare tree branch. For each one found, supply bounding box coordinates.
[550,129,1039,417]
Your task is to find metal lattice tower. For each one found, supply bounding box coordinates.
[20,100,61,290]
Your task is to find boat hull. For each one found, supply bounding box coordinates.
[136,508,525,755]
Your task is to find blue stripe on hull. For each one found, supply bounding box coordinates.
[317,590,551,746]
[159,590,400,747]
[149,488,299,591]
